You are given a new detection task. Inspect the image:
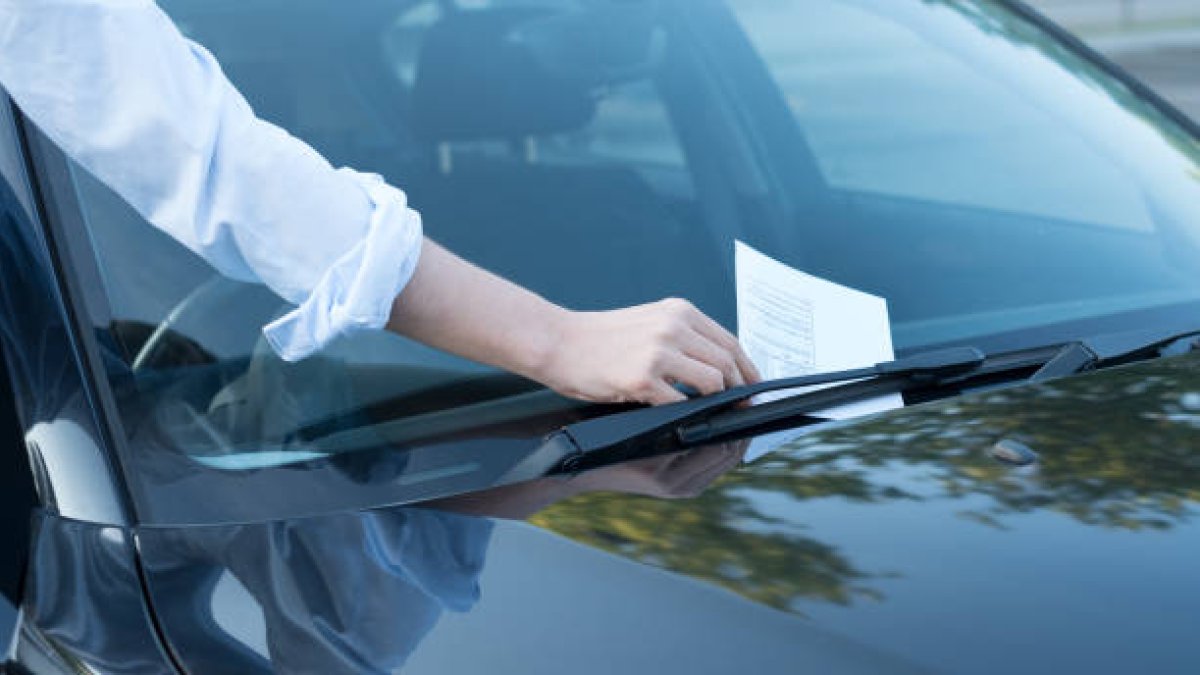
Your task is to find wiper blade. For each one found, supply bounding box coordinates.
[546,325,1200,473]
[682,325,1200,450]
[545,346,986,471]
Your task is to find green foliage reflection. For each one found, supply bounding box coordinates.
[532,355,1200,613]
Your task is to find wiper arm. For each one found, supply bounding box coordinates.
[1031,325,1200,381]
[279,324,1200,486]
[543,325,1200,474]
[685,325,1200,449]
[543,346,986,472]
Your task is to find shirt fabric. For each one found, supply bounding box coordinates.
[0,0,424,361]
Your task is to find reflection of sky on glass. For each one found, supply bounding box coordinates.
[550,79,688,169]
[730,0,1200,234]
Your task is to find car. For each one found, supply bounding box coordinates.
[2,0,1200,672]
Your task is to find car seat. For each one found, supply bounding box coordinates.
[402,6,720,313]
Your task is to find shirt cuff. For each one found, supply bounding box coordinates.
[261,170,423,361]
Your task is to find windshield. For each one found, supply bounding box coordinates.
[54,0,1200,522]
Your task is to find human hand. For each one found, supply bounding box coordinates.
[388,244,758,406]
[536,298,761,405]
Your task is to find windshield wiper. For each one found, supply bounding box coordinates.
[538,325,1200,474]
[1031,325,1200,381]
[531,346,986,473]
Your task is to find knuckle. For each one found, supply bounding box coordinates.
[672,321,691,340]
[662,297,694,317]
[716,350,736,369]
[647,347,672,370]
[715,331,739,350]
[705,372,725,393]
[653,320,679,342]
[630,375,658,395]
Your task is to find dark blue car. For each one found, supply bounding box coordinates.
[2,1,1200,673]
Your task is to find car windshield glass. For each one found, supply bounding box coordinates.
[51,0,1200,518]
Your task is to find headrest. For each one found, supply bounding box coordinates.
[411,5,664,143]
[411,8,594,142]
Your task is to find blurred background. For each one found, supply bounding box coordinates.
[1029,0,1200,120]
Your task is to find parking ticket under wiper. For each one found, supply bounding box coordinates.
[286,324,1200,485]
[680,325,1200,452]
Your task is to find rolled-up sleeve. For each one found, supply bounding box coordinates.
[0,0,423,361]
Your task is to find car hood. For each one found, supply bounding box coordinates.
[477,351,1200,673]
[33,353,1200,674]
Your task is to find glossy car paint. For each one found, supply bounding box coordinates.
[7,514,175,674]
[15,354,1198,673]
[2,1,1200,674]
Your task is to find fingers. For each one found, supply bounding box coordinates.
[631,352,725,406]
[680,328,745,389]
[662,352,726,396]
[685,308,762,384]
[659,298,760,388]
[640,377,688,405]
[733,345,761,385]
[613,298,763,406]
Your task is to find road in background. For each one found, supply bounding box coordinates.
[1028,0,1200,121]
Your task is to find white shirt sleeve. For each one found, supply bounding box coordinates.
[0,0,423,361]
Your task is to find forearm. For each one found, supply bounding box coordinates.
[0,1,758,395]
[388,238,760,405]
[386,238,566,382]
